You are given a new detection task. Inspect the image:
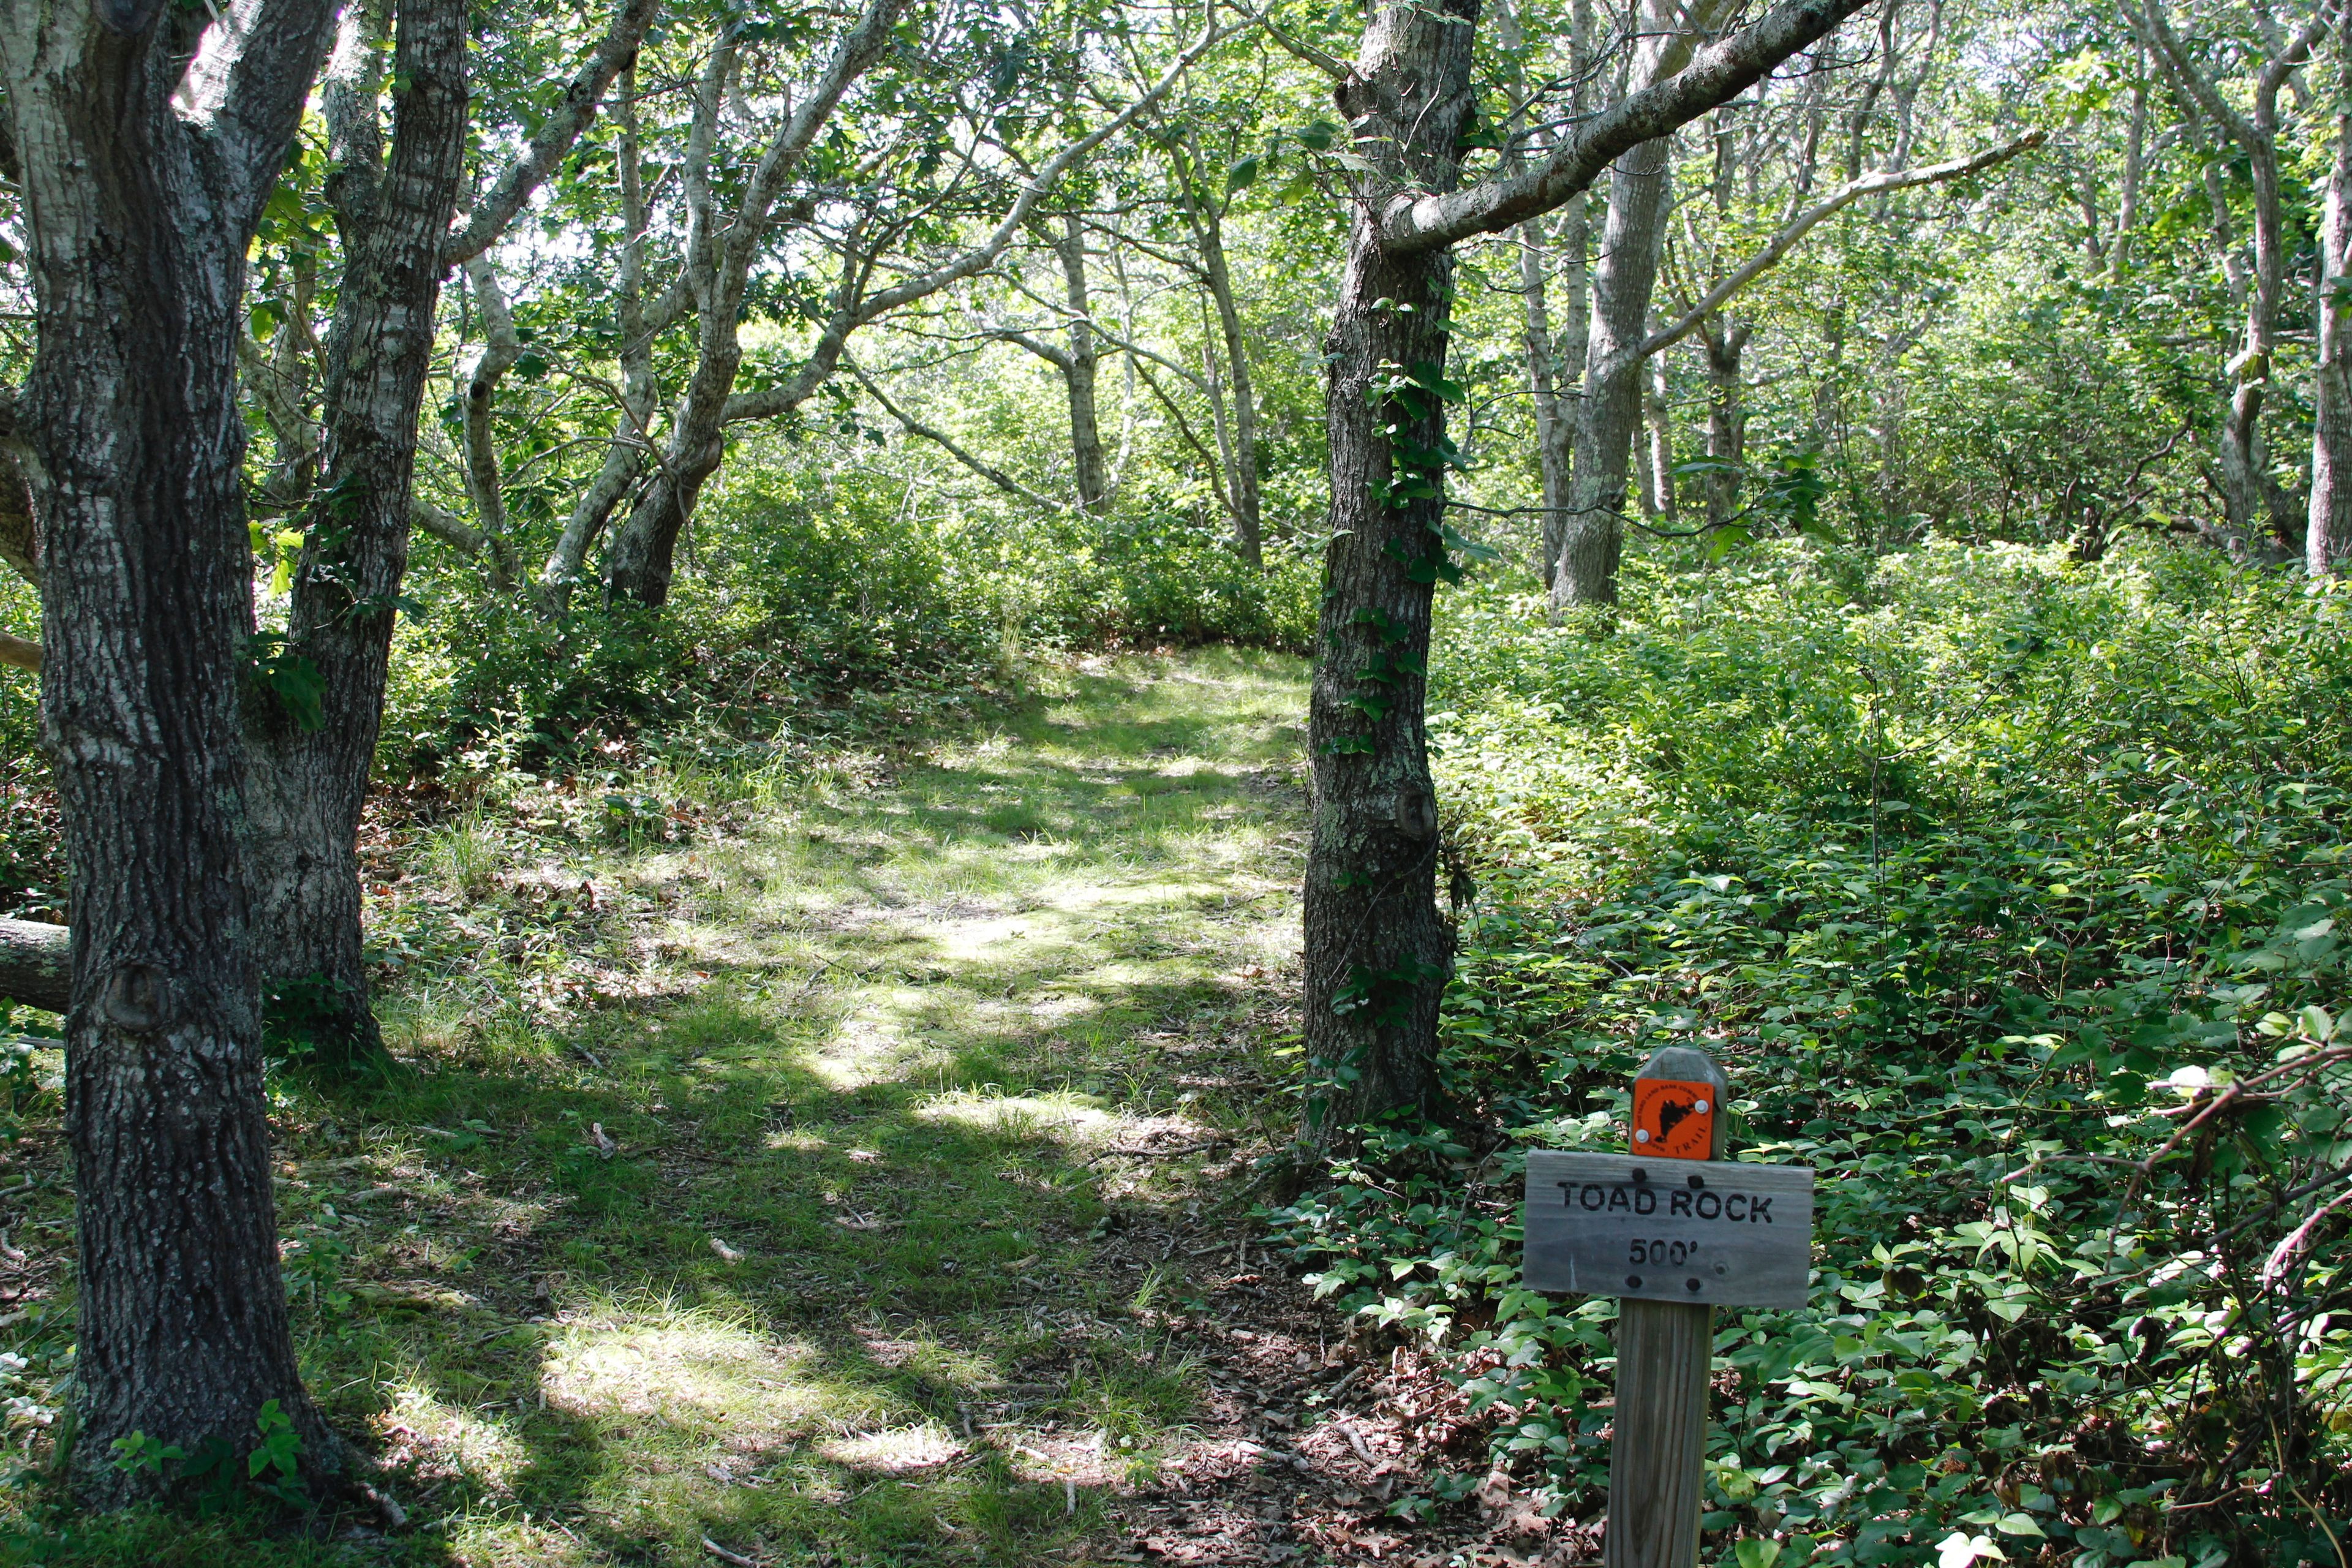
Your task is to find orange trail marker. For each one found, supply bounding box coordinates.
[1632,1077,1717,1159]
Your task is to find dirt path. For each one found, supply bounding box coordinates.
[1,650,1551,1567]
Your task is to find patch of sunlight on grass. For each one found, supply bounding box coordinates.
[377,1380,532,1495]
[804,1004,920,1089]
[444,1518,597,1567]
[917,1090,1118,1143]
[541,1296,883,1438]
[137,648,1313,1567]
[820,1421,964,1474]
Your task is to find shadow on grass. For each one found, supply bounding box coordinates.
[1,650,1306,1566]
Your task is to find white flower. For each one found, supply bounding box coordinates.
[1937,1532,2005,1568]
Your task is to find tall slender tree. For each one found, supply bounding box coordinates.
[2312,8,2352,573]
[241,0,475,1061]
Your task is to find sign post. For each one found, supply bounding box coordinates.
[1520,1046,1814,1568]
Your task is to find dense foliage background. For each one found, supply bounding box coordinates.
[1272,543,2352,1564]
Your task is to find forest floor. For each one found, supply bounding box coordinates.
[0,649,1548,1567]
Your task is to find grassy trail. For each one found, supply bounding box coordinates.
[18,650,1318,1566]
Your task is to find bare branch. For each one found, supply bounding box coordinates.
[1632,132,2042,365]
[410,496,485,555]
[445,0,661,265]
[852,361,1061,510]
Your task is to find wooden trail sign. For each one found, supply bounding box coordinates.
[1516,1046,1817,1568]
[1522,1151,1814,1308]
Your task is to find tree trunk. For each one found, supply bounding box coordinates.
[604,431,726,609]
[1,0,343,1501]
[1645,349,1678,521]
[1525,0,1594,587]
[2112,62,2146,273]
[244,0,469,1065]
[2313,12,2352,575]
[1554,140,1673,609]
[1545,190,1591,582]
[1194,205,1264,565]
[1302,0,1479,1143]
[1052,216,1112,512]
[1299,0,1872,1145]
[1702,319,1750,529]
[1517,211,1570,587]
[0,918,69,1015]
[537,70,655,615]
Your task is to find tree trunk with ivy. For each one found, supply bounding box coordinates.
[1299,0,1873,1147]
[0,0,343,1501]
[243,0,469,1064]
[1302,0,1478,1145]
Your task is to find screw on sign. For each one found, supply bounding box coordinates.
[1518,1044,1816,1568]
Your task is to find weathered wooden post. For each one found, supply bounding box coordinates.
[1522,1044,1814,1568]
[1609,1045,1729,1568]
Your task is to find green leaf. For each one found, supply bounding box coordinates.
[246,634,328,733]
[1226,156,1261,193]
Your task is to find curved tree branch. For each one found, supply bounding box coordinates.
[445,0,661,265]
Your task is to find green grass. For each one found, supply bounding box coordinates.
[0,648,1308,1567]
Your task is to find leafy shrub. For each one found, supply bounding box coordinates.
[382,467,1013,778]
[1270,541,2352,1566]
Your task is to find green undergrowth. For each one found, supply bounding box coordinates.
[0,649,1308,1566]
[1267,541,2352,1567]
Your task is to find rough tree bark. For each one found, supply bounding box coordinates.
[1302,0,1479,1142]
[1053,217,1114,512]
[0,919,69,1015]
[237,0,652,1065]
[0,0,342,1500]
[1701,318,1752,529]
[242,0,469,1064]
